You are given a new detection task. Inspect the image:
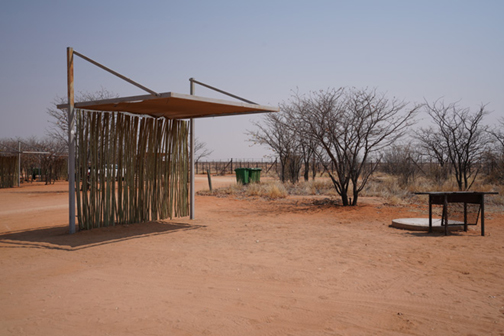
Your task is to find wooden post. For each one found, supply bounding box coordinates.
[207,169,212,191]
[67,47,76,234]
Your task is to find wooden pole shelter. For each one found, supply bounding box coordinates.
[63,47,278,234]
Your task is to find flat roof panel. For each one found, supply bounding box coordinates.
[57,92,278,119]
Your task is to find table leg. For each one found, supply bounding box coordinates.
[464,202,468,232]
[481,195,485,236]
[428,196,432,233]
[444,194,448,236]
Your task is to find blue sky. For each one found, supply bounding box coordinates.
[1,0,502,159]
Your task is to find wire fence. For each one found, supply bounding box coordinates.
[195,159,278,175]
[195,158,327,178]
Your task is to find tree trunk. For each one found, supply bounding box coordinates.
[352,189,359,206]
[312,158,316,180]
[340,189,349,206]
[303,160,309,181]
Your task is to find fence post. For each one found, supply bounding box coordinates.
[207,169,212,191]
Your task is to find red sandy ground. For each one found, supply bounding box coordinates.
[1,177,503,335]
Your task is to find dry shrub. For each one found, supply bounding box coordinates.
[266,183,288,199]
[286,180,336,196]
[485,184,504,210]
[245,183,262,196]
[199,174,503,211]
[198,183,244,197]
[362,173,504,209]
[240,181,288,199]
[361,174,412,204]
[198,181,287,199]
[225,183,246,195]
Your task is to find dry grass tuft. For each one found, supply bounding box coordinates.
[198,181,288,199]
[199,174,504,211]
[362,173,504,210]
[265,183,289,199]
[286,180,337,196]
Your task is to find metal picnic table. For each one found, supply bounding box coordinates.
[414,192,499,236]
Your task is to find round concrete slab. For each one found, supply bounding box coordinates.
[391,218,465,232]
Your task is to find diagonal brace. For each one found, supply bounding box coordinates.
[74,50,159,96]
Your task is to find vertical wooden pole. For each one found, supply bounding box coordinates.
[189,78,195,219]
[207,169,212,191]
[67,47,76,234]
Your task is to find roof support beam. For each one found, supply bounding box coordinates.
[189,78,257,105]
[73,50,159,97]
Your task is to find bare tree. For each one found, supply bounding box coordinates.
[194,137,214,163]
[414,127,451,184]
[381,142,423,187]
[280,96,321,182]
[46,87,118,146]
[37,138,67,184]
[416,100,490,190]
[289,88,419,206]
[489,117,504,149]
[248,111,302,183]
[298,136,318,181]
[486,117,504,182]
[0,136,67,184]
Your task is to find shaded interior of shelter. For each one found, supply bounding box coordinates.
[0,221,204,251]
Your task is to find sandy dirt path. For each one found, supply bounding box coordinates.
[1,178,503,335]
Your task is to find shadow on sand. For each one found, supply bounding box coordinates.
[0,221,204,251]
[400,230,481,238]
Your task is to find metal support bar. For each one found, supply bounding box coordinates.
[18,141,21,187]
[428,196,432,233]
[443,195,448,236]
[189,79,195,220]
[481,195,485,236]
[189,78,258,105]
[464,202,468,232]
[73,50,159,97]
[68,47,76,234]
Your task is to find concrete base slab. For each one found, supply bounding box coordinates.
[391,218,465,232]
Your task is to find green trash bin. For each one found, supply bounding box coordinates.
[235,168,250,184]
[248,168,262,183]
